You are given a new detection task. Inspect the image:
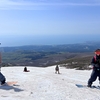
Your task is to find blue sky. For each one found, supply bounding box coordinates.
[0,0,100,47]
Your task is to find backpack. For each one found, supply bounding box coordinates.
[93,55,100,70]
[55,66,59,71]
[94,56,96,62]
[93,55,100,62]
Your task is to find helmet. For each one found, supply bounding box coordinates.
[95,49,100,55]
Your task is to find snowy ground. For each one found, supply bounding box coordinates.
[0,66,100,100]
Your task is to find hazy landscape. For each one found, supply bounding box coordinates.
[0,41,100,70]
[0,0,100,70]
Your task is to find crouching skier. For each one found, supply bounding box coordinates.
[87,49,100,87]
[23,67,30,72]
[0,72,6,85]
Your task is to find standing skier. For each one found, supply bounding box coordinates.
[87,49,100,87]
[55,65,60,74]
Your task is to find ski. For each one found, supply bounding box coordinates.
[76,84,100,89]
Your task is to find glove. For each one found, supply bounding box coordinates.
[88,65,94,68]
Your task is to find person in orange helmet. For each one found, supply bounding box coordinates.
[87,49,100,87]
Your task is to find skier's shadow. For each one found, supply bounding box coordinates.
[76,84,100,90]
[76,84,84,88]
[0,85,24,92]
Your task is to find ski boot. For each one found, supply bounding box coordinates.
[87,84,92,87]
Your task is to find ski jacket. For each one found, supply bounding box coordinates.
[91,55,100,71]
[55,65,59,71]
[0,72,5,82]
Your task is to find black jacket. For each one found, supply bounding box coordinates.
[0,72,5,82]
[91,55,100,71]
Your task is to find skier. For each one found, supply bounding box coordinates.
[0,72,6,85]
[87,49,100,87]
[55,65,60,74]
[23,67,30,72]
[24,67,27,72]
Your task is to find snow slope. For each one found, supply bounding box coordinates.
[0,66,100,100]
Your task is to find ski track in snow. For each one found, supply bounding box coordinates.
[0,66,100,100]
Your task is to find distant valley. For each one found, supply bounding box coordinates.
[0,41,100,69]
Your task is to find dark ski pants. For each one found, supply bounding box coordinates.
[88,70,100,85]
[55,70,60,74]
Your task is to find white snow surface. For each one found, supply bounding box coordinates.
[0,66,100,100]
